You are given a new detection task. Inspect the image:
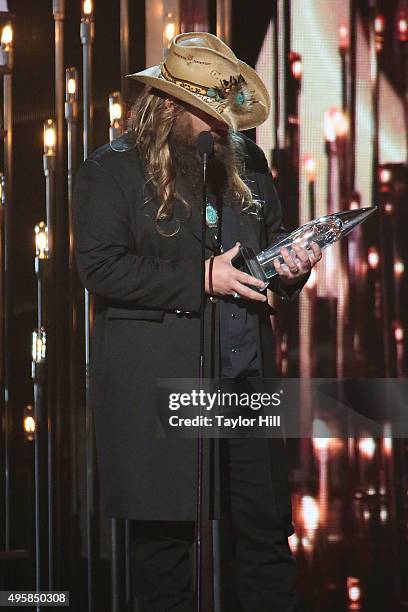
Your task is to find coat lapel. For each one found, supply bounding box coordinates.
[183,199,218,252]
[237,208,262,254]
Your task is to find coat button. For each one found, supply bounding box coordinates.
[231,347,238,353]
[175,309,192,317]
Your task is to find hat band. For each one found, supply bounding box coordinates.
[159,62,254,116]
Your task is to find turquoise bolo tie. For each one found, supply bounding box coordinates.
[205,200,218,229]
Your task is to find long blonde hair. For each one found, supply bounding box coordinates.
[126,87,255,231]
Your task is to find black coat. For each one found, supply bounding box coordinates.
[72,132,303,529]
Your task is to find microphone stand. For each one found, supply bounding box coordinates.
[196,131,214,612]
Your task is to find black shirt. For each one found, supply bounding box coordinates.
[218,200,261,378]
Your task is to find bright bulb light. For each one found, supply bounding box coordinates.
[398,18,408,34]
[301,495,320,534]
[110,102,122,122]
[374,15,385,33]
[304,156,316,181]
[165,21,176,42]
[332,109,348,136]
[312,419,331,451]
[358,437,376,459]
[44,119,56,153]
[324,108,348,141]
[1,24,13,47]
[291,59,302,79]
[45,128,56,148]
[394,325,404,343]
[68,78,76,95]
[383,424,392,456]
[368,247,379,269]
[349,585,361,602]
[83,0,93,16]
[35,223,48,259]
[32,329,46,363]
[339,24,349,48]
[395,261,404,276]
[379,168,392,183]
[24,416,36,434]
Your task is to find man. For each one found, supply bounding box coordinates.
[73,32,321,612]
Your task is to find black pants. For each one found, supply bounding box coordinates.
[130,437,299,612]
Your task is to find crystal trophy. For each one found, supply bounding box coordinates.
[231,207,377,289]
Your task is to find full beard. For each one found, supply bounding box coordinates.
[168,113,237,208]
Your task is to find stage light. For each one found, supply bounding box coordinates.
[164,15,176,42]
[312,419,331,452]
[1,24,13,49]
[23,405,35,441]
[374,15,385,52]
[290,52,302,80]
[383,424,393,456]
[82,0,93,17]
[304,155,316,182]
[395,260,404,277]
[66,67,78,102]
[339,23,349,50]
[398,17,408,42]
[163,12,177,49]
[363,508,370,520]
[313,437,330,452]
[324,111,336,142]
[367,247,379,269]
[374,15,385,34]
[384,202,393,214]
[43,119,56,156]
[380,506,387,523]
[379,167,392,184]
[109,91,124,141]
[333,109,348,137]
[301,495,320,536]
[32,328,46,363]
[109,91,123,124]
[394,324,404,343]
[348,192,361,210]
[324,108,348,142]
[24,416,35,434]
[358,437,376,459]
[347,576,361,610]
[35,222,48,260]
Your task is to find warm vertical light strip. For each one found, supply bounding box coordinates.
[255,20,275,163]
[379,74,407,163]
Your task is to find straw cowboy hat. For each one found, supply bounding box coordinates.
[126,31,271,131]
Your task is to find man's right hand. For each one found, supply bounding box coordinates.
[205,242,267,302]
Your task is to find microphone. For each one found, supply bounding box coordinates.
[197,130,214,158]
[197,131,214,183]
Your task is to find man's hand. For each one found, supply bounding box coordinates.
[205,242,267,302]
[273,242,322,285]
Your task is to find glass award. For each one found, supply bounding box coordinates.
[232,207,377,289]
